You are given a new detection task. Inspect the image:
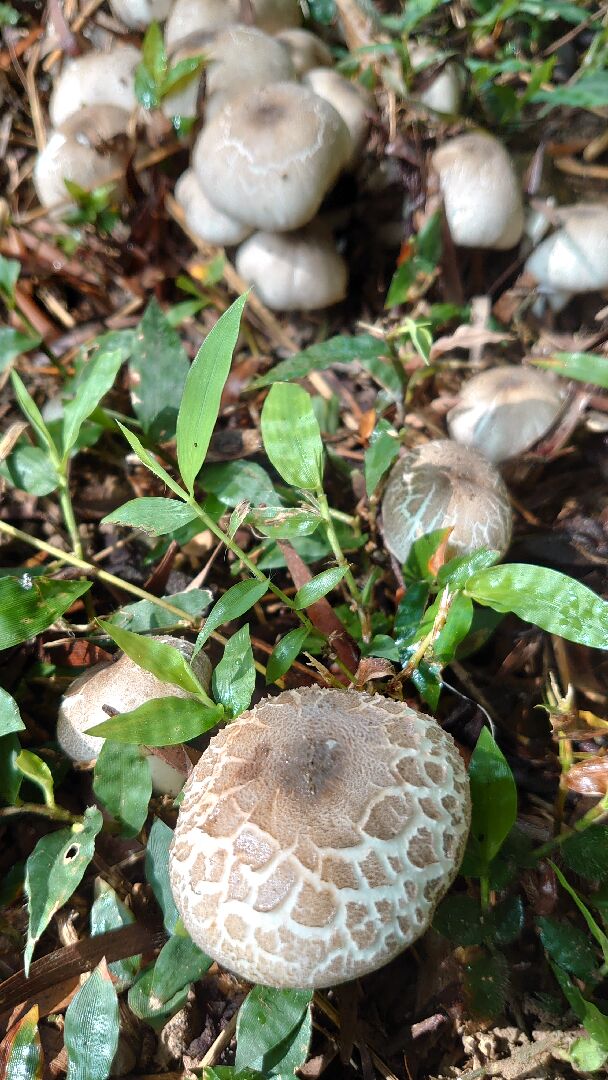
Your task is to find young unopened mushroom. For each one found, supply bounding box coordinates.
[302,68,373,165]
[431,131,524,250]
[193,82,351,231]
[176,169,252,245]
[382,440,512,565]
[109,0,172,29]
[447,366,565,463]
[235,225,348,310]
[409,42,462,115]
[276,28,333,76]
[524,202,608,312]
[57,637,212,797]
[49,46,140,129]
[203,25,296,119]
[169,685,470,989]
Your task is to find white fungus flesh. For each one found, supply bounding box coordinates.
[409,43,462,115]
[176,169,252,245]
[276,28,333,76]
[109,0,172,29]
[203,25,296,120]
[447,366,565,463]
[49,46,140,129]
[193,82,351,231]
[236,225,348,310]
[169,685,470,989]
[432,131,524,250]
[524,202,608,311]
[382,439,512,565]
[303,67,373,166]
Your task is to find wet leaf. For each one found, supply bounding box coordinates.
[235,986,313,1076]
[88,696,223,745]
[0,687,24,736]
[538,916,598,980]
[261,383,324,491]
[212,624,256,719]
[0,576,91,650]
[0,1004,43,1080]
[146,818,179,933]
[266,626,309,684]
[64,962,119,1080]
[93,742,152,836]
[195,578,269,651]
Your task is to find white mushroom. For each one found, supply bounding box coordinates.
[409,42,462,115]
[302,67,373,165]
[109,0,172,29]
[176,169,253,245]
[165,0,239,54]
[381,439,512,565]
[250,0,302,32]
[276,27,333,76]
[193,82,351,231]
[49,46,140,129]
[524,202,608,313]
[447,366,565,463]
[33,110,130,215]
[57,637,212,797]
[235,225,348,310]
[431,131,524,250]
[203,25,296,120]
[169,685,470,989]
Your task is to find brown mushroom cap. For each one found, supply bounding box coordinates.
[169,685,470,989]
[381,439,512,565]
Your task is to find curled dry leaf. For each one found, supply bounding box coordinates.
[564,757,608,796]
[429,324,513,363]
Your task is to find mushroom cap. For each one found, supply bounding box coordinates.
[250,0,302,32]
[175,169,253,245]
[409,43,462,115]
[235,225,348,310]
[431,131,524,250]
[33,130,124,212]
[381,439,512,565]
[109,0,172,29]
[276,28,333,76]
[169,685,470,989]
[447,365,565,463]
[524,202,608,294]
[165,0,239,54]
[204,25,296,120]
[57,637,212,795]
[49,46,140,129]
[302,68,372,165]
[193,82,351,231]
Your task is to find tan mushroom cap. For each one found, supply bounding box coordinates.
[176,169,252,246]
[49,46,140,129]
[33,130,124,213]
[169,686,470,989]
[194,82,351,231]
[235,225,348,310]
[432,131,524,250]
[302,68,373,165]
[409,43,462,115]
[525,202,608,304]
[447,366,565,463]
[276,28,333,76]
[109,0,172,29]
[382,439,512,565]
[165,0,239,54]
[204,25,296,120]
[251,0,302,32]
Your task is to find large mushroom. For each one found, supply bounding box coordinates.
[33,106,130,213]
[49,45,140,129]
[276,28,333,76]
[203,25,296,119]
[169,685,470,989]
[302,67,373,166]
[524,202,608,312]
[235,225,348,310]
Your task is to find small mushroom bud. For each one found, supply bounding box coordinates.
[381,439,512,565]
[409,42,462,115]
[524,202,608,312]
[302,68,373,165]
[193,82,351,231]
[169,685,470,989]
[276,28,333,76]
[203,25,296,120]
[109,0,172,29]
[447,366,565,463]
[235,224,348,310]
[431,131,524,250]
[49,46,140,129]
[57,637,212,796]
[175,169,253,246]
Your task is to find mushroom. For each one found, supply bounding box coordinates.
[34,107,130,212]
[165,0,239,54]
[169,685,470,989]
[302,67,373,165]
[109,0,172,29]
[447,366,565,463]
[431,131,524,250]
[49,46,140,129]
[193,82,351,231]
[381,439,512,565]
[57,637,212,796]
[203,25,296,120]
[524,202,608,312]
[409,42,462,115]
[176,169,253,245]
[235,224,348,310]
[250,0,302,32]
[275,28,333,76]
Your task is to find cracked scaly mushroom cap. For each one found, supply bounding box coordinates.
[382,440,512,565]
[169,685,470,989]
[49,46,140,129]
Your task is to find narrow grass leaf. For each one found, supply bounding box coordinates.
[0,576,91,651]
[261,383,324,490]
[0,688,24,736]
[102,497,198,536]
[532,352,608,390]
[116,421,186,498]
[93,741,152,836]
[465,727,517,875]
[266,625,309,684]
[0,1004,43,1080]
[64,962,119,1080]
[176,292,248,493]
[551,963,608,1051]
[146,818,179,932]
[15,750,55,807]
[249,333,387,389]
[97,621,209,697]
[10,372,57,458]
[195,578,269,651]
[293,565,348,609]
[213,625,256,719]
[550,862,608,965]
[61,342,126,460]
[235,986,313,1075]
[88,696,223,745]
[90,882,141,990]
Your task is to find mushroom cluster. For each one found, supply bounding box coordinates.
[169,685,470,989]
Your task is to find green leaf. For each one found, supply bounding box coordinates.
[261,382,324,491]
[0,733,22,804]
[433,894,486,946]
[102,497,198,536]
[0,576,91,650]
[386,212,442,307]
[551,963,608,1051]
[364,419,400,497]
[142,20,167,85]
[64,963,119,1080]
[93,741,152,836]
[464,950,509,1020]
[489,893,524,946]
[250,334,389,390]
[533,352,608,390]
[532,73,608,112]
[212,625,256,719]
[128,300,189,441]
[293,565,348,609]
[106,587,212,633]
[134,63,160,109]
[162,54,205,97]
[90,882,141,990]
[128,967,188,1029]
[465,564,608,648]
[538,916,599,981]
[1,443,60,496]
[195,578,269,651]
[10,372,57,459]
[0,255,21,306]
[235,986,313,1076]
[97,622,209,697]
[562,826,608,882]
[24,806,103,973]
[176,292,248,493]
[151,933,211,1006]
[2,1004,43,1080]
[0,327,41,369]
[15,750,55,807]
[61,339,126,460]
[0,687,24,736]
[570,1037,608,1072]
[437,548,501,589]
[266,625,309,684]
[466,727,517,875]
[88,696,223,745]
[200,460,278,508]
[245,506,321,539]
[550,862,608,965]
[433,593,474,662]
[115,420,186,498]
[146,818,178,932]
[404,528,452,584]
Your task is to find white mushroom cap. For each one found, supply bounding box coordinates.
[302,68,372,165]
[431,131,524,250]
[250,0,302,32]
[169,685,470,989]
[275,28,333,76]
[49,46,140,129]
[524,203,608,307]
[203,25,296,120]
[176,169,253,245]
[409,43,462,115]
[57,637,212,796]
[447,366,565,463]
[382,439,512,565]
[193,82,351,231]
[109,0,172,29]
[235,225,347,310]
[165,0,239,54]
[33,130,123,213]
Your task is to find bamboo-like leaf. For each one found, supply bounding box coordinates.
[194,578,269,651]
[260,383,324,490]
[88,696,223,745]
[64,962,119,1080]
